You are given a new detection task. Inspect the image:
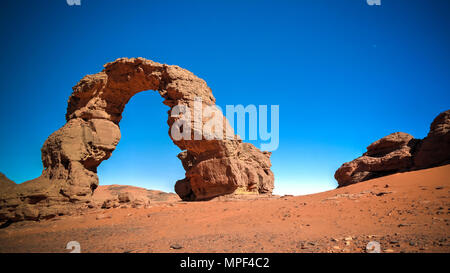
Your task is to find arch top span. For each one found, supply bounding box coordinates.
[66,58,216,124]
[0,58,274,222]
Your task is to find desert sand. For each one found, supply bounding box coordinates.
[0,164,448,253]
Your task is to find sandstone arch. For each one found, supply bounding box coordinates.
[0,58,274,221]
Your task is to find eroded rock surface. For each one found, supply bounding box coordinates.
[0,173,15,189]
[335,110,450,187]
[414,110,450,168]
[0,58,274,222]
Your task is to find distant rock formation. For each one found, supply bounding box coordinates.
[0,58,274,223]
[91,185,180,209]
[335,110,450,187]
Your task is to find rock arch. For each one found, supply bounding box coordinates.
[0,58,274,221]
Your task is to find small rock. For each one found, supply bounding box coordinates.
[375,192,390,197]
[118,192,131,203]
[297,242,308,249]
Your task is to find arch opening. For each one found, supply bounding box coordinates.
[97,90,184,193]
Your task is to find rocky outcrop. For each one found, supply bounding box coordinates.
[335,110,450,187]
[334,132,419,187]
[175,143,274,200]
[91,185,180,209]
[414,110,450,168]
[0,58,274,223]
[0,173,15,188]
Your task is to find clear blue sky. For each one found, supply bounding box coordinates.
[0,0,449,195]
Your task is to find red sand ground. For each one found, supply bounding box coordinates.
[0,165,449,253]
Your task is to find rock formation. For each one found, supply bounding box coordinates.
[414,110,450,168]
[335,110,450,187]
[91,185,180,209]
[0,58,274,222]
[0,173,15,188]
